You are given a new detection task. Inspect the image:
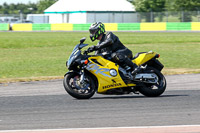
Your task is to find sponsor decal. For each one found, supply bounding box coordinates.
[86,62,111,78]
[112,79,116,83]
[103,83,122,89]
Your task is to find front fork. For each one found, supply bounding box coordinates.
[78,63,89,86]
[79,70,85,84]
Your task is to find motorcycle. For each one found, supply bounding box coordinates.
[63,37,166,99]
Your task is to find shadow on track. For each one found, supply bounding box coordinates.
[89,94,188,100]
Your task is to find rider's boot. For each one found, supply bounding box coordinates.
[124,58,141,76]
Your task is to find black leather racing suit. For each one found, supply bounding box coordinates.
[95,32,137,69]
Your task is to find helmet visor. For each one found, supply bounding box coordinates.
[89,29,98,35]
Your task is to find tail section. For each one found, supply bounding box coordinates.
[132,51,157,66]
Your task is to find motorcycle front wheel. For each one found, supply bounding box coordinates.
[63,72,96,99]
[138,67,166,97]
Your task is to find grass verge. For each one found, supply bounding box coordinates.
[0,32,200,83]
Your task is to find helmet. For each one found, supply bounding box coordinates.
[89,22,105,41]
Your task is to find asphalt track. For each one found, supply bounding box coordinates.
[0,74,200,132]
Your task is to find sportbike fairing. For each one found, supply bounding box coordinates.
[86,56,127,93]
[133,51,157,66]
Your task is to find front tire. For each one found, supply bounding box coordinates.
[138,67,166,97]
[63,72,95,99]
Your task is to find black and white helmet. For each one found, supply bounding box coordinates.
[89,22,105,41]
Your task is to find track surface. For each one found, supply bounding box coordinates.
[0,74,200,131]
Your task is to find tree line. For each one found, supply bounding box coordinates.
[0,0,58,14]
[132,0,200,22]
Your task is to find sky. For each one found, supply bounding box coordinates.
[0,0,40,5]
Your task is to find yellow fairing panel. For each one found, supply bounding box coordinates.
[87,56,127,94]
[132,51,157,66]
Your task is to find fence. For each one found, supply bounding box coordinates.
[0,14,25,23]
[1,11,200,24]
[138,11,200,22]
[1,11,200,31]
[1,22,200,31]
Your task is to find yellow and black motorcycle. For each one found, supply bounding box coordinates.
[63,37,166,99]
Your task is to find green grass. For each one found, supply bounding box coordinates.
[0,32,200,81]
[117,32,200,69]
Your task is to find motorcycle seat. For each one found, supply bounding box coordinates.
[132,52,147,60]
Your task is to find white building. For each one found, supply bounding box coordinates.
[44,0,136,24]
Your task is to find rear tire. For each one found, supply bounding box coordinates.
[63,72,95,99]
[138,67,166,97]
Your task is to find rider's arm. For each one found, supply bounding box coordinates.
[96,32,115,50]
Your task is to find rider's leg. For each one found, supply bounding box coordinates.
[111,52,140,75]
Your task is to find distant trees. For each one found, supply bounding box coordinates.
[165,0,200,11]
[133,0,166,22]
[133,0,166,12]
[0,0,58,14]
[132,0,200,22]
[36,0,58,13]
[165,0,200,22]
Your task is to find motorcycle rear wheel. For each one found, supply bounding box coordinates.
[138,67,166,97]
[63,72,95,99]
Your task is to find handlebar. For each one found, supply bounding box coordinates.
[83,49,112,60]
[83,47,95,55]
[83,50,89,55]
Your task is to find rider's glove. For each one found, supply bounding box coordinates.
[88,45,97,52]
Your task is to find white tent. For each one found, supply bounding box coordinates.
[44,0,136,23]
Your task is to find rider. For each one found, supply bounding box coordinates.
[88,22,140,75]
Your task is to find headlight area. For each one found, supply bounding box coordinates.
[68,59,89,70]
